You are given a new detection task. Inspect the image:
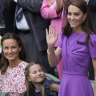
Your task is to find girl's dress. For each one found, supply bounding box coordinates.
[0,61,28,96]
[58,32,96,96]
[24,80,58,96]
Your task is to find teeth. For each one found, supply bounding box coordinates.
[70,21,76,24]
[8,54,14,57]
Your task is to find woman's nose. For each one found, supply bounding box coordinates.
[70,15,74,20]
[8,48,12,53]
[37,71,41,75]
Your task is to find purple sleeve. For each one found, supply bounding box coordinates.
[58,31,63,48]
[88,34,96,58]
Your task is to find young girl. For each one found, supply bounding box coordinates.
[24,61,59,96]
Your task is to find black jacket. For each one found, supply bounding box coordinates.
[3,0,50,51]
[3,0,16,32]
[88,0,96,31]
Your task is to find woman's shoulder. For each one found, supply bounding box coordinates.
[90,32,96,36]
[18,61,28,68]
[90,33,96,42]
[15,61,28,72]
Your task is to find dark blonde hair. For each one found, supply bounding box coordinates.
[0,33,26,74]
[62,0,95,45]
[25,61,46,96]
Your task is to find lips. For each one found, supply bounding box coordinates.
[69,20,77,24]
[7,54,15,58]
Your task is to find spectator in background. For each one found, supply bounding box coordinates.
[3,0,55,75]
[0,33,28,96]
[41,0,70,79]
[0,0,5,28]
[3,0,16,33]
[0,0,5,36]
[86,0,96,80]
[88,0,96,31]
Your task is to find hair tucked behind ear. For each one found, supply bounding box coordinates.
[62,0,95,45]
[0,32,26,74]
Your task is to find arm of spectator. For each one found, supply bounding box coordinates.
[49,83,60,92]
[56,0,63,13]
[41,0,61,19]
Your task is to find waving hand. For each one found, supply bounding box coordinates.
[46,25,59,47]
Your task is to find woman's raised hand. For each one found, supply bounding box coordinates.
[46,25,58,47]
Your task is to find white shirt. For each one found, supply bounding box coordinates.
[85,0,89,5]
[14,0,29,30]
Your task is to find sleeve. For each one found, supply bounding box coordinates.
[23,91,27,96]
[40,0,61,19]
[15,62,28,94]
[17,0,43,13]
[58,31,63,48]
[88,34,96,58]
[44,80,58,96]
[0,71,3,89]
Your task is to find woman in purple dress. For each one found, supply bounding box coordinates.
[46,0,96,96]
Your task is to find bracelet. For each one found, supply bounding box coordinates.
[47,50,52,55]
[47,49,55,56]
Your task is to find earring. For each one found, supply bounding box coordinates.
[83,18,85,22]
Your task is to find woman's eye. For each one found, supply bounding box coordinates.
[39,69,43,72]
[74,13,80,16]
[68,12,71,16]
[4,47,8,50]
[32,71,36,74]
[11,46,16,49]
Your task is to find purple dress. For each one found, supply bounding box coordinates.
[58,32,96,96]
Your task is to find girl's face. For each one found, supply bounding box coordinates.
[2,39,21,62]
[28,64,45,84]
[67,5,86,30]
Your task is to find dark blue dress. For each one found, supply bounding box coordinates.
[24,80,58,96]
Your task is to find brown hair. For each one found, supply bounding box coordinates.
[62,0,95,45]
[0,32,26,74]
[24,61,46,96]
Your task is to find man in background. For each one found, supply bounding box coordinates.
[3,0,55,75]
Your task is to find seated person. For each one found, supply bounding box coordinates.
[0,33,28,96]
[24,61,60,96]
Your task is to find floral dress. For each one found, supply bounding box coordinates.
[0,61,28,96]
